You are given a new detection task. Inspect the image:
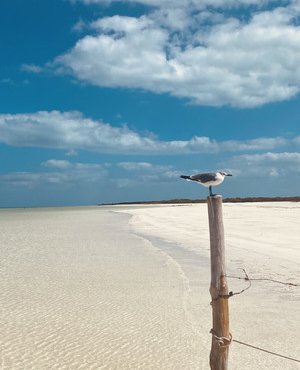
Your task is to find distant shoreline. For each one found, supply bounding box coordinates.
[99,196,300,206]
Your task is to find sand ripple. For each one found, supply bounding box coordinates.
[0,207,207,369]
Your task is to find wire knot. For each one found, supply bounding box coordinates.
[210,329,232,348]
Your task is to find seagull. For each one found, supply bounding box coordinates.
[180,171,232,196]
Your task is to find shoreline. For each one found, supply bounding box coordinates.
[1,204,299,369]
[2,196,300,211]
[0,207,207,369]
[116,202,300,369]
[99,196,300,206]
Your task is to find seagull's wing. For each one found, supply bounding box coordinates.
[190,173,217,183]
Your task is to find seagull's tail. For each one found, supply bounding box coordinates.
[180,175,191,180]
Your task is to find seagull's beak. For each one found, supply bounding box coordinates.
[226,173,233,176]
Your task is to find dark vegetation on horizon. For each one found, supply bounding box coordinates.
[99,196,300,206]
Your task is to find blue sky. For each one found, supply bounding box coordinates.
[1,0,300,207]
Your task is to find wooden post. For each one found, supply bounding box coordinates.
[207,195,230,370]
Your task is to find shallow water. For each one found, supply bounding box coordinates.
[0,206,207,369]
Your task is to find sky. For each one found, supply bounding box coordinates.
[1,0,300,207]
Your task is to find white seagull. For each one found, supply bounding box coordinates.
[180,171,232,196]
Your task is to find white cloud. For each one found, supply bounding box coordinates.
[117,161,180,177]
[75,0,274,8]
[57,1,300,107]
[0,158,181,191]
[0,171,70,187]
[42,159,102,170]
[117,162,154,170]
[21,64,43,73]
[270,167,280,176]
[0,172,43,187]
[226,151,300,177]
[217,137,288,151]
[72,18,87,33]
[0,111,153,153]
[42,159,72,169]
[0,111,288,154]
[113,178,137,188]
[293,136,300,144]
[113,161,181,187]
[234,152,300,163]
[65,149,78,156]
[0,159,106,188]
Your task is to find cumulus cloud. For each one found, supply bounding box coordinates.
[113,161,181,187]
[0,172,66,187]
[0,111,153,153]
[42,159,102,170]
[0,159,106,188]
[74,0,274,8]
[1,158,181,191]
[233,152,300,163]
[117,161,180,177]
[0,111,288,154]
[0,172,45,187]
[226,151,300,177]
[57,1,300,107]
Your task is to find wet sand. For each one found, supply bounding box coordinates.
[0,207,205,369]
[0,203,299,369]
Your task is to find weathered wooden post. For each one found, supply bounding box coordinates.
[207,195,230,370]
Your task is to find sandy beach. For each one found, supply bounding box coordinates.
[1,203,299,369]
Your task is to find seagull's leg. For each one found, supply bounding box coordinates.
[209,186,213,196]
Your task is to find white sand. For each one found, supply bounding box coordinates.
[0,207,206,369]
[118,202,300,369]
[0,203,299,369]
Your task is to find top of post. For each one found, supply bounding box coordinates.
[207,195,223,200]
[207,195,223,208]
